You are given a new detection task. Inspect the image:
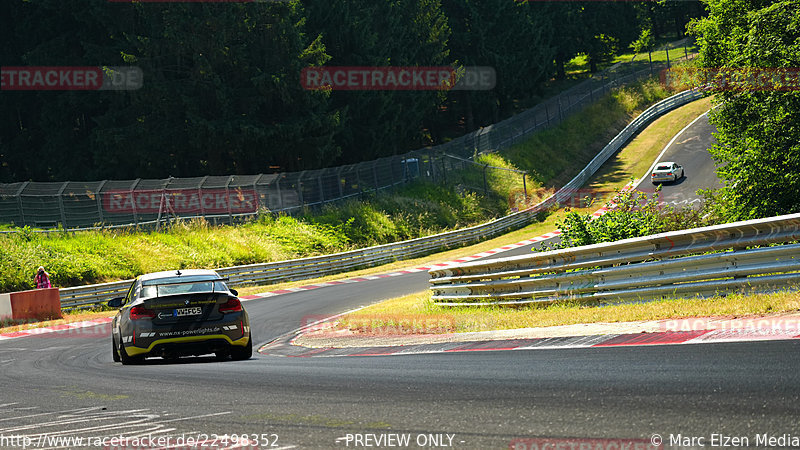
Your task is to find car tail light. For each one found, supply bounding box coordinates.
[667,172,673,176]
[130,305,156,320]
[219,297,242,313]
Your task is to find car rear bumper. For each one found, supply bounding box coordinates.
[125,334,250,357]
[651,176,674,182]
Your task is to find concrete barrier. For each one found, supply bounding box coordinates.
[0,288,62,321]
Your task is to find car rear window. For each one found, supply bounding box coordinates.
[656,165,671,170]
[140,280,229,299]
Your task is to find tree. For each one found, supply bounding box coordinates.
[690,0,800,219]
[304,0,452,163]
[0,0,341,180]
[440,0,556,129]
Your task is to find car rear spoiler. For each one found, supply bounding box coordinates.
[142,292,235,309]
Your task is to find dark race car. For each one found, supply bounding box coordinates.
[108,269,251,364]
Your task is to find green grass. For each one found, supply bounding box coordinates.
[338,289,800,334]
[0,183,490,292]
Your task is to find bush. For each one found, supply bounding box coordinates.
[546,186,718,250]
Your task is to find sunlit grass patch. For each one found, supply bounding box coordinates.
[339,289,800,334]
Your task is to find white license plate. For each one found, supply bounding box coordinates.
[175,307,202,317]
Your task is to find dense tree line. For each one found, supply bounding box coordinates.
[0,0,701,182]
[691,0,800,219]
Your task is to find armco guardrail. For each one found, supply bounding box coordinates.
[429,213,800,306]
[58,89,703,309]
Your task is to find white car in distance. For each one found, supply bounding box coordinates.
[651,161,684,184]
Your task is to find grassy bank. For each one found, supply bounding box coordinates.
[502,78,670,186]
[0,183,485,292]
[337,289,800,334]
[1,78,681,293]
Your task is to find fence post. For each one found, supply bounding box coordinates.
[480,164,488,195]
[355,163,364,198]
[15,181,29,226]
[155,190,166,231]
[130,179,141,228]
[336,166,344,199]
[389,157,398,193]
[226,176,234,224]
[441,154,448,185]
[428,151,436,183]
[95,180,107,226]
[666,45,671,69]
[317,171,325,204]
[198,175,208,219]
[57,182,68,228]
[297,171,306,210]
[372,160,379,193]
[275,175,284,211]
[522,173,528,202]
[252,179,260,218]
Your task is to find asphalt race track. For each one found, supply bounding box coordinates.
[5,107,796,450]
[634,111,723,208]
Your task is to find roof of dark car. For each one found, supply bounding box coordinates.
[138,269,221,283]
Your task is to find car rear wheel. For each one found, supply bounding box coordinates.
[112,336,120,363]
[119,341,142,365]
[230,338,252,361]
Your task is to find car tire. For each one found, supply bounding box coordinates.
[230,338,252,361]
[112,335,120,363]
[119,341,142,365]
